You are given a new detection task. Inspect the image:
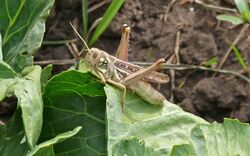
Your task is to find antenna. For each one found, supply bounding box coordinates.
[69,22,90,50]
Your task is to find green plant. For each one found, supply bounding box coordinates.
[202,57,218,67]
[82,0,88,41]
[216,0,250,25]
[0,0,81,155]
[1,1,250,156]
[82,0,125,46]
[216,0,250,69]
[231,45,248,71]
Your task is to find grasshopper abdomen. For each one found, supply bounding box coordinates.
[130,81,166,105]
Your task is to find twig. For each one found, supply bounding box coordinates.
[66,43,78,59]
[161,0,177,22]
[174,31,181,64]
[34,59,76,65]
[131,62,250,83]
[170,31,181,102]
[88,0,110,13]
[47,12,62,33]
[217,23,249,69]
[42,39,77,45]
[87,17,103,39]
[194,0,237,13]
[34,58,250,83]
[167,54,176,102]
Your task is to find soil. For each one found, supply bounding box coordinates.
[35,0,250,123]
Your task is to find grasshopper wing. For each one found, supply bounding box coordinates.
[114,59,169,84]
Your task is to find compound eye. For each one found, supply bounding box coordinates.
[98,57,108,66]
[99,57,105,63]
[103,60,108,65]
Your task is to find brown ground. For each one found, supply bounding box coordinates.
[35,0,250,123]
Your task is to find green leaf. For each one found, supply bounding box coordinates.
[242,11,250,22]
[82,0,88,40]
[0,61,16,101]
[0,110,81,156]
[112,137,160,156]
[27,126,82,156]
[40,64,52,93]
[231,45,248,71]
[203,57,218,67]
[0,34,2,61]
[0,61,16,79]
[169,144,196,156]
[189,119,250,156]
[88,0,125,46]
[15,66,43,148]
[79,62,250,155]
[235,0,250,15]
[0,0,55,72]
[0,109,30,156]
[105,85,208,155]
[0,64,43,149]
[0,78,17,101]
[41,71,106,155]
[216,14,244,25]
[105,84,250,155]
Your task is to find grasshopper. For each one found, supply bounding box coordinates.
[70,23,169,111]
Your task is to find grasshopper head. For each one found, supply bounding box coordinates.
[85,48,111,73]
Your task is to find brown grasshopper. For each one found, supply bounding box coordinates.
[70,23,169,111]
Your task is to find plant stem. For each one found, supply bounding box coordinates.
[82,0,88,40]
[42,39,77,45]
[217,23,249,69]
[34,59,76,65]
[131,62,250,83]
[194,0,237,13]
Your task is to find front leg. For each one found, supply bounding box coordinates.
[96,70,106,84]
[107,79,127,112]
[122,58,166,86]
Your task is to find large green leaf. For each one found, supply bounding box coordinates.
[0,109,29,156]
[0,64,43,149]
[0,61,16,79]
[105,85,208,155]
[112,137,160,156]
[167,119,250,156]
[41,71,106,156]
[16,66,43,148]
[27,126,82,156]
[0,0,55,72]
[189,119,250,156]
[105,84,250,155]
[0,109,82,156]
[78,61,250,155]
